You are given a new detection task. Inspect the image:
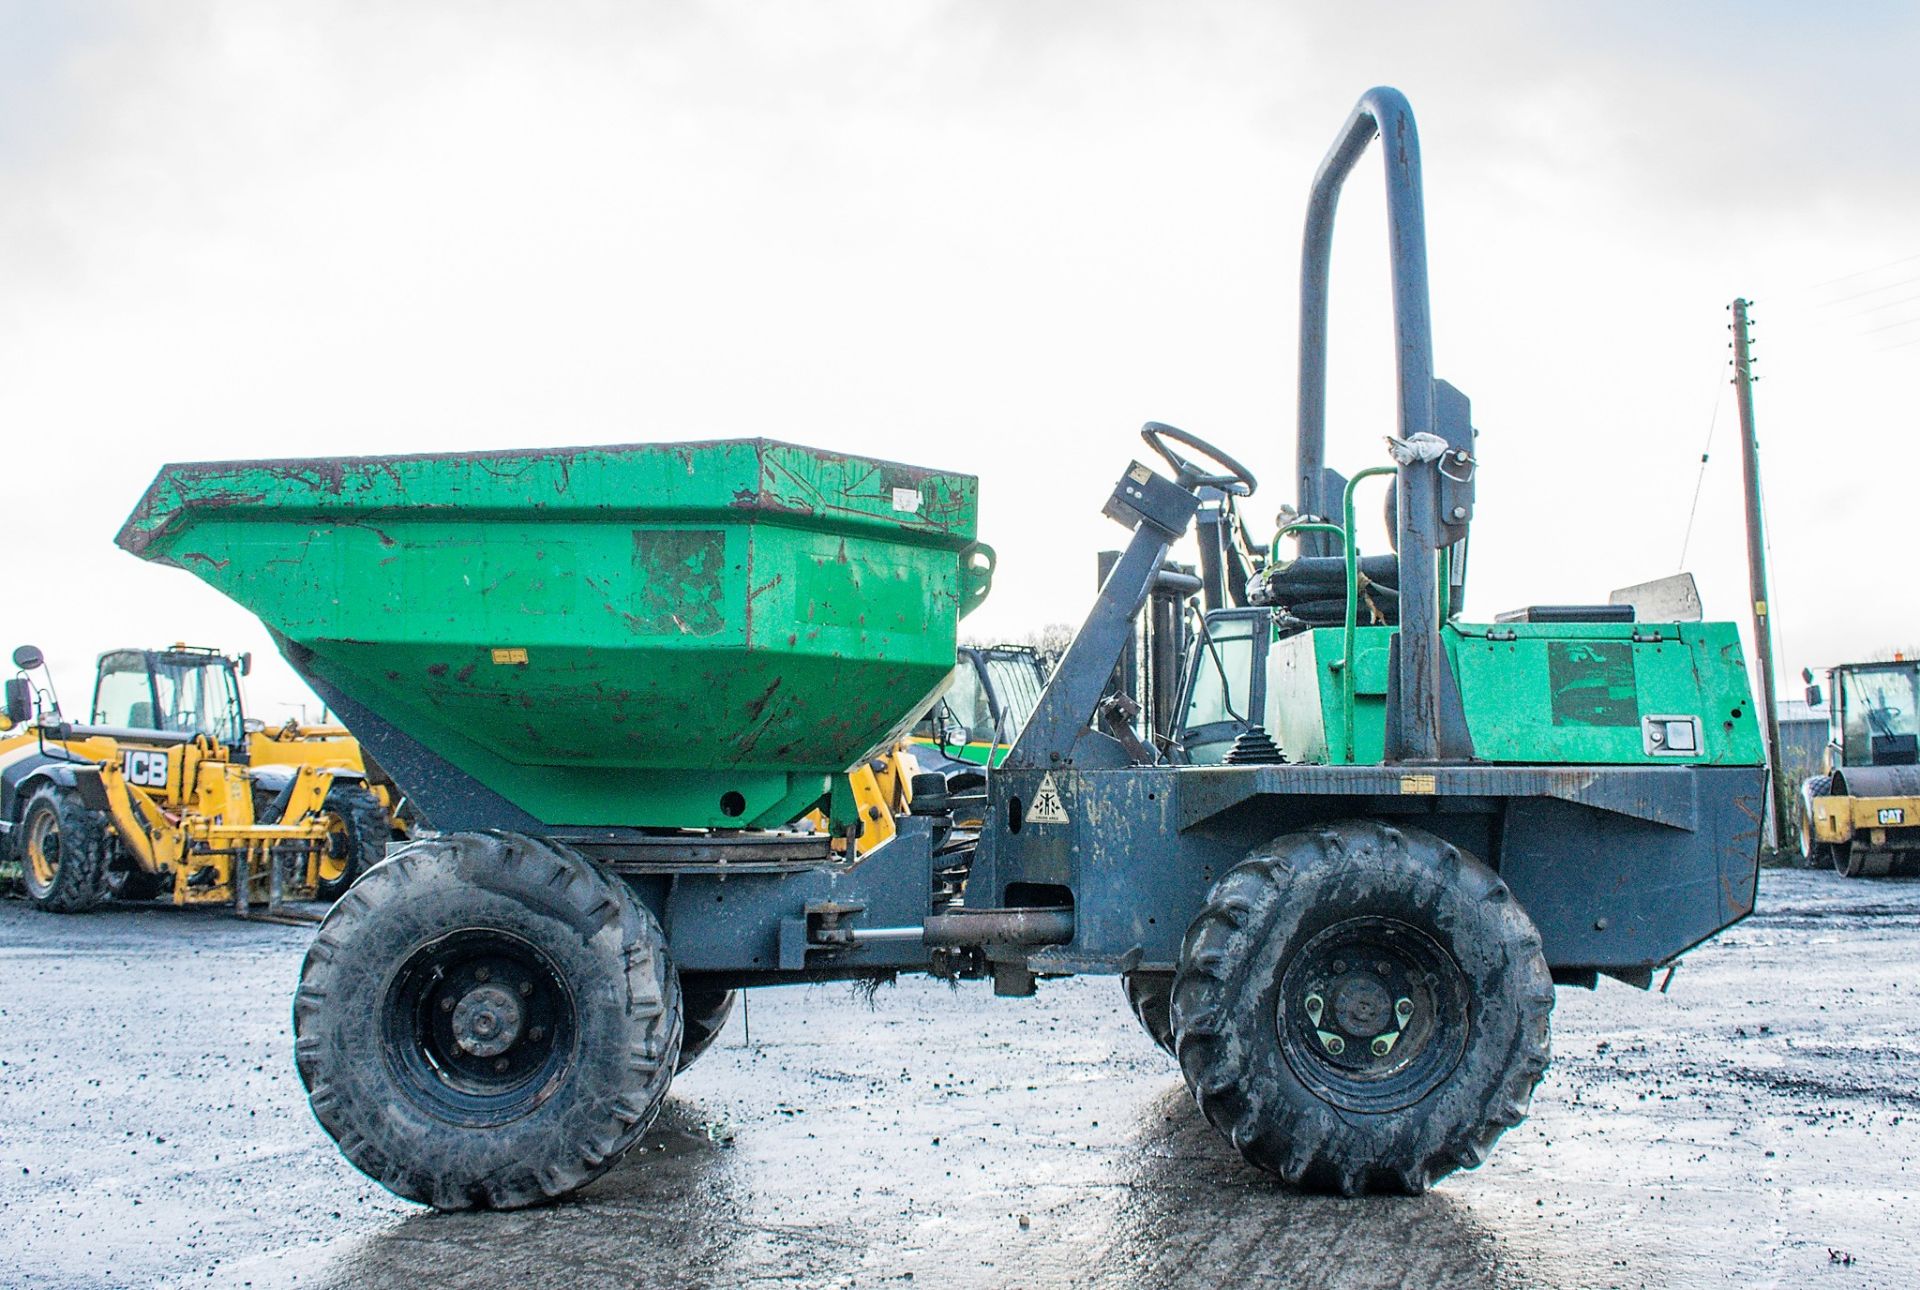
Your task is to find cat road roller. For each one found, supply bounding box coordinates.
[1799,659,1920,876]
[115,87,1763,1209]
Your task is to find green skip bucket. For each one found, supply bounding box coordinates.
[118,439,990,830]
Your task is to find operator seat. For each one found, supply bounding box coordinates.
[1248,553,1401,635]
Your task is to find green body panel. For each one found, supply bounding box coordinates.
[906,736,1009,768]
[118,440,986,829]
[1268,621,1765,767]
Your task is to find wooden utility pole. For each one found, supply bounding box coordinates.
[1732,298,1788,848]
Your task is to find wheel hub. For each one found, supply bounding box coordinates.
[1329,975,1393,1037]
[382,929,576,1127]
[450,984,524,1057]
[1278,916,1469,1113]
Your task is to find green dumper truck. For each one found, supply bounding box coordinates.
[115,88,1764,1211]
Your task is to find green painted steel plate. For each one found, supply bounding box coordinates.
[119,439,989,829]
[1269,621,1765,767]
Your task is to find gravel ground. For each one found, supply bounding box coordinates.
[1,867,1916,1290]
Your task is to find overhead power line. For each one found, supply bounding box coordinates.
[1676,372,1725,572]
[1861,314,1920,337]
[1817,272,1920,308]
[1803,250,1920,291]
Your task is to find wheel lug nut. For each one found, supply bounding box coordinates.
[440,997,455,1012]
[475,967,491,982]
[529,1026,545,1041]
[519,981,533,996]
[1371,1036,1392,1057]
[1332,960,1346,974]
[494,1057,509,1073]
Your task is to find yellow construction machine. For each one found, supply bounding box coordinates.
[1799,659,1920,877]
[1,643,398,915]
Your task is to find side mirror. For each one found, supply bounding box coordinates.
[12,644,44,671]
[238,652,253,677]
[1801,667,1814,685]
[4,677,31,724]
[1805,683,1825,710]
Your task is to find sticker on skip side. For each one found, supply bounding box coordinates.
[1027,772,1070,824]
[892,486,923,513]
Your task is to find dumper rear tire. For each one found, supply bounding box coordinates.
[1171,820,1552,1195]
[1122,971,1176,1056]
[293,831,682,1210]
[16,785,109,913]
[676,983,737,1072]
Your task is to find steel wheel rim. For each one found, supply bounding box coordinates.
[381,928,578,1128]
[22,807,60,898]
[316,813,350,884]
[1276,916,1471,1113]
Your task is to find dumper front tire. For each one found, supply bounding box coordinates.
[1171,820,1552,1196]
[16,785,109,913]
[294,831,682,1210]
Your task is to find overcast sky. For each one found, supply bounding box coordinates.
[3,1,1916,719]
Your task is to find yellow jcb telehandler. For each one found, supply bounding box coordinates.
[1,643,398,915]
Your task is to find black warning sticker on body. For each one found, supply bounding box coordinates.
[1548,641,1638,727]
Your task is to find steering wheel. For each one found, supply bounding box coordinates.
[1140,422,1257,497]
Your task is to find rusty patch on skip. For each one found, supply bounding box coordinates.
[744,678,783,723]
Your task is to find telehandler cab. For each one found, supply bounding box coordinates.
[909,644,1050,774]
[116,87,1763,1208]
[1,642,395,913]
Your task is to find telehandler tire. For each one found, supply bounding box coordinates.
[293,831,683,1210]
[16,785,109,913]
[1121,971,1176,1056]
[103,859,168,902]
[676,983,738,1072]
[313,783,389,901]
[1171,819,1552,1196]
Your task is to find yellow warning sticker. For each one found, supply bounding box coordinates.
[1398,773,1437,795]
[491,647,529,665]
